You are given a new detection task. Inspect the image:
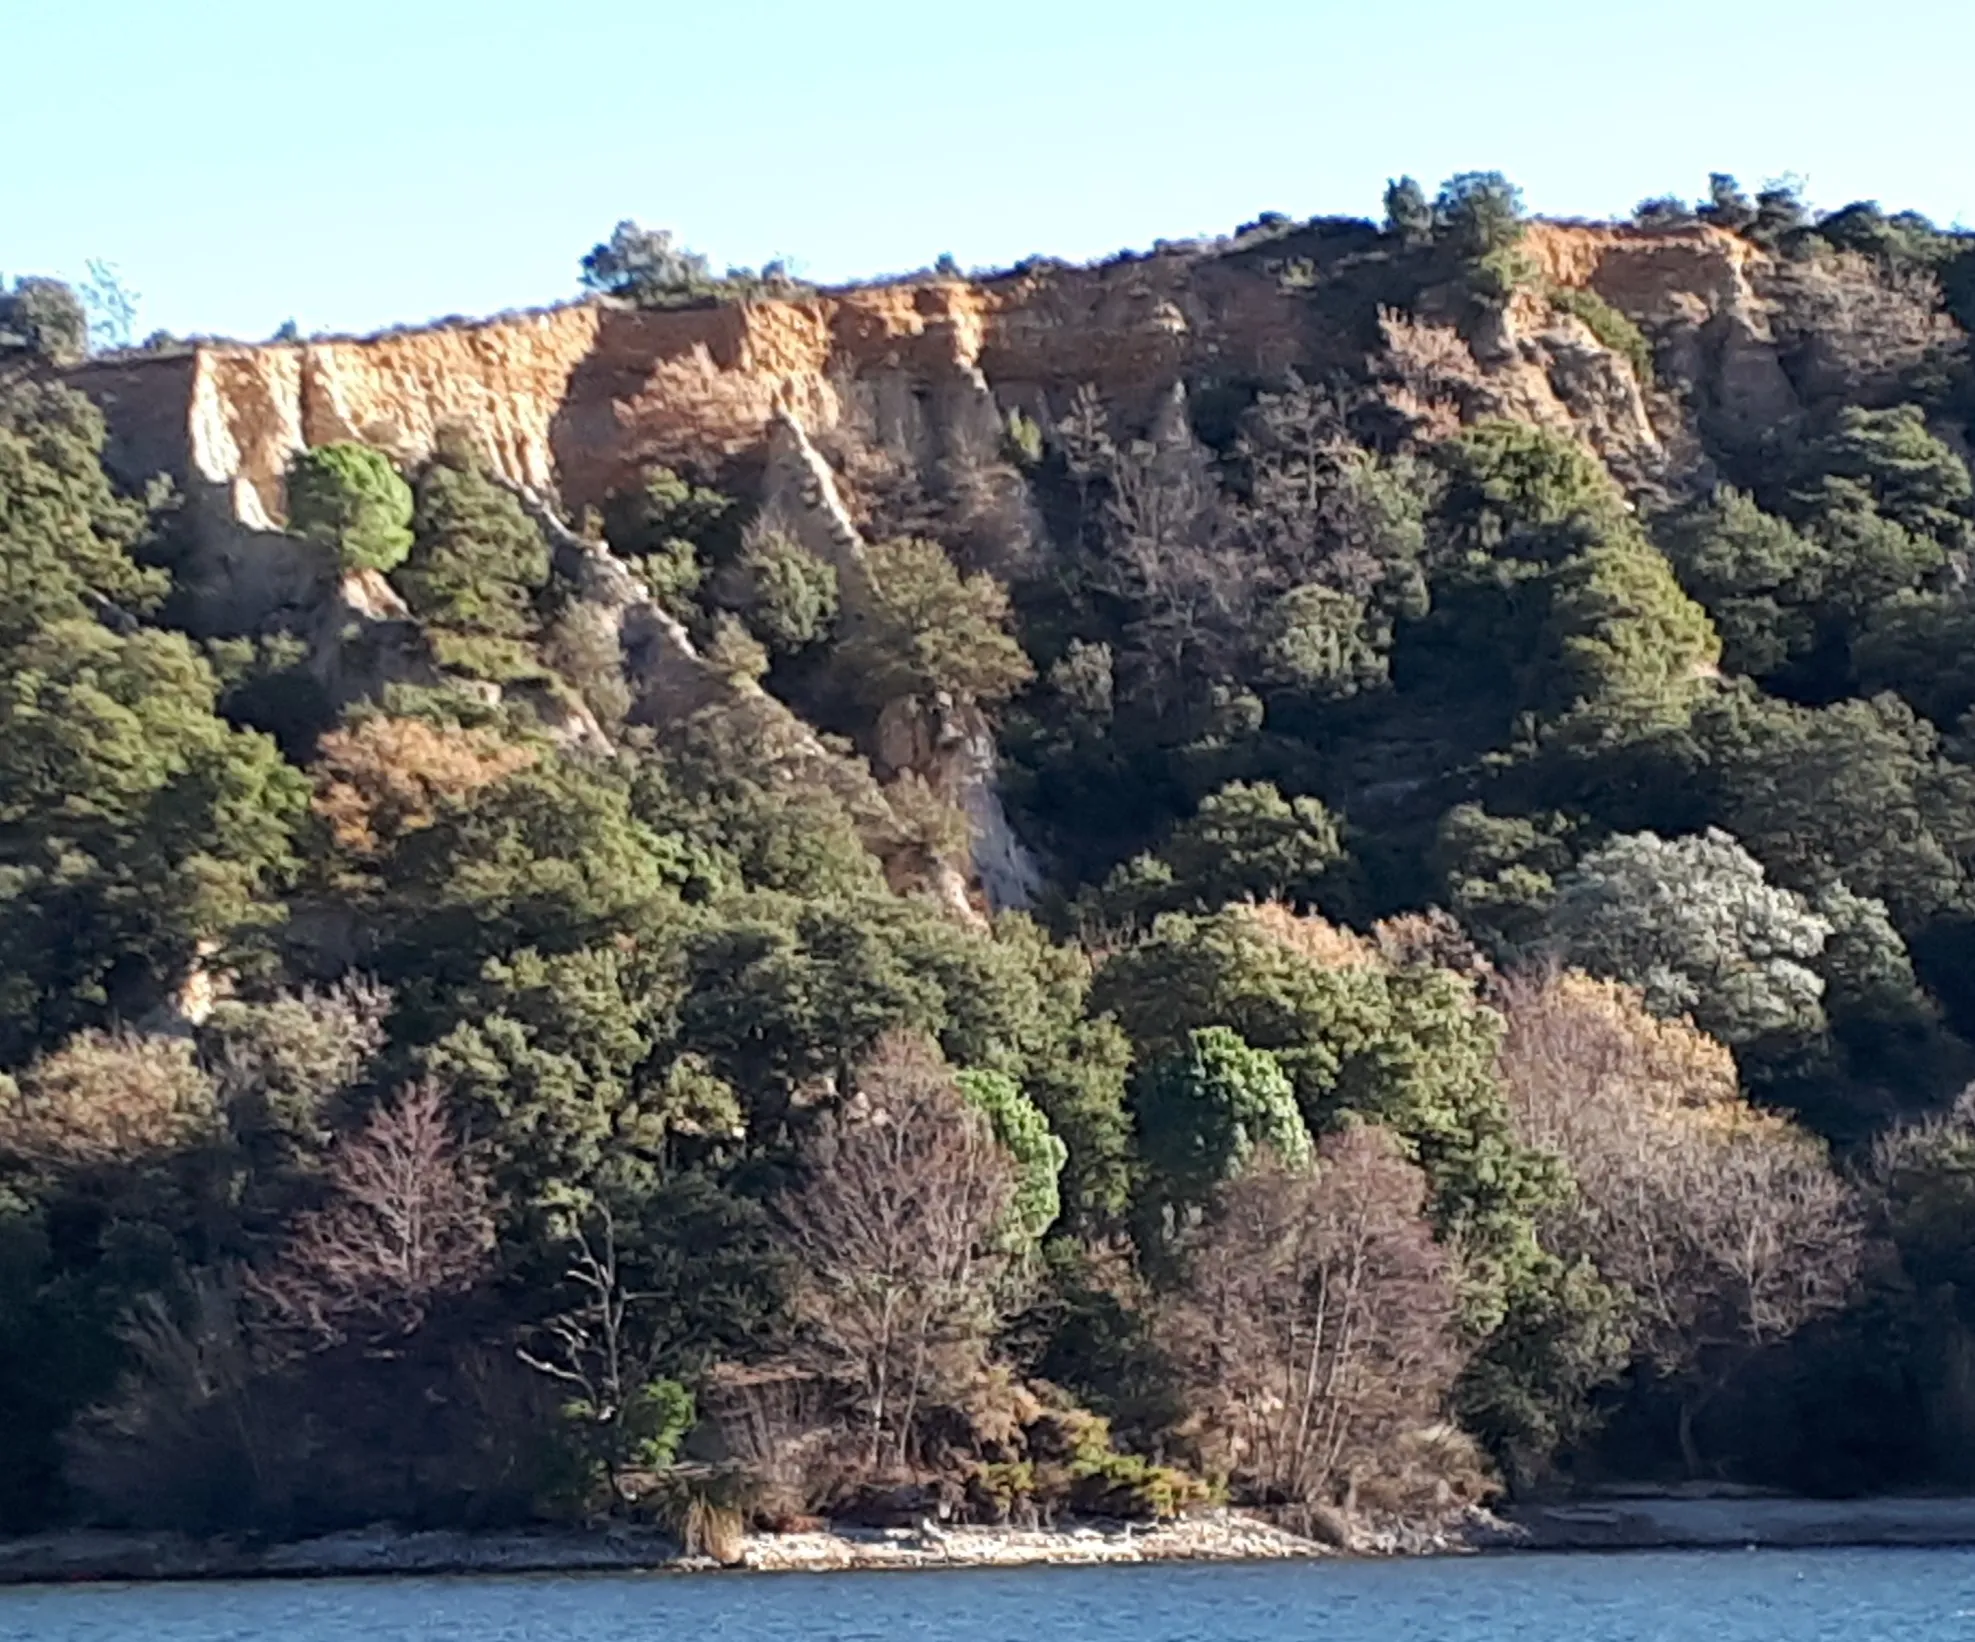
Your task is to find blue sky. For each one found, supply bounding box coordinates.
[7,0,1970,343]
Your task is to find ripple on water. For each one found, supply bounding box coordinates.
[7,1550,1975,1642]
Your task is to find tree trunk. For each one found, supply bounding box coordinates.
[1678,1395,1703,1480]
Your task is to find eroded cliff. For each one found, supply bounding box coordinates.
[59,220,1809,913]
[70,220,1789,548]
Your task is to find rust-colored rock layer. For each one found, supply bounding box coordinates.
[65,222,1783,535]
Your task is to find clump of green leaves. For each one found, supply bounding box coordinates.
[0,276,88,365]
[836,537,1033,706]
[1548,284,1654,382]
[286,444,414,573]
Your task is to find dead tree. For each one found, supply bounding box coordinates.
[1497,968,1863,1472]
[249,1079,494,1350]
[776,1033,1015,1474]
[1160,1126,1461,1507]
[514,1202,693,1494]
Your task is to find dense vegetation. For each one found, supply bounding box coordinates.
[2,172,1974,1545]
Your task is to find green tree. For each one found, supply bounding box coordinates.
[1544,827,1832,1048]
[1434,805,1575,954]
[1433,172,1534,299]
[1134,1025,1311,1217]
[726,527,839,652]
[1383,176,1434,243]
[1426,422,1716,738]
[928,916,1136,1235]
[1698,688,1975,932]
[1661,488,1825,679]
[286,444,414,574]
[836,537,1033,706]
[1698,173,1756,232]
[1434,172,1525,257]
[1798,406,1972,553]
[0,624,306,1062]
[604,466,735,565]
[418,942,708,1210]
[1434,421,1626,562]
[0,277,87,366]
[1749,180,1810,248]
[1257,584,1388,696]
[956,1067,1067,1253]
[0,383,161,651]
[1094,906,1558,1327]
[1854,590,1975,730]
[674,893,949,1130]
[377,757,693,991]
[397,447,551,666]
[579,223,714,305]
[1160,781,1343,910]
[1541,531,1720,719]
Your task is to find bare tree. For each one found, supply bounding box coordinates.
[1497,968,1863,1471]
[249,1080,494,1350]
[1159,1127,1462,1507]
[66,1273,280,1529]
[1235,374,1397,596]
[1375,308,1478,442]
[776,1033,1016,1473]
[1096,430,1245,698]
[515,1204,695,1496]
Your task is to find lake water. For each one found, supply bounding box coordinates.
[6,1550,1975,1642]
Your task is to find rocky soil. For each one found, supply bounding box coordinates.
[16,1494,1975,1584]
[0,1508,1494,1585]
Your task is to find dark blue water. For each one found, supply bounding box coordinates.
[5,1551,1975,1642]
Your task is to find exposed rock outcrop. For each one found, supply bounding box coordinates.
[60,221,1811,912]
[70,222,1791,542]
[1525,220,1800,442]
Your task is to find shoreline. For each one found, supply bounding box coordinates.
[0,1511,1441,1587]
[1503,1493,1975,1552]
[10,1497,1975,1587]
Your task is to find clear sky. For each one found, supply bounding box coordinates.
[6,0,1971,344]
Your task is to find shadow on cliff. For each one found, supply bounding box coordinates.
[548,304,768,509]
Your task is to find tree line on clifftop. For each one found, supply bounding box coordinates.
[0,171,1973,1543]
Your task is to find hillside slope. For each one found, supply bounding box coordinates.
[3,179,1974,1536]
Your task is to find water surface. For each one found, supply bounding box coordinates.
[6,1549,1975,1642]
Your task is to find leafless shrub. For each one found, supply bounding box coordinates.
[1497,967,1863,1470]
[813,375,944,544]
[776,1033,1016,1473]
[700,1364,846,1520]
[1159,1127,1464,1507]
[248,1080,494,1351]
[1376,308,1477,441]
[543,600,632,728]
[65,1273,279,1529]
[935,448,1040,579]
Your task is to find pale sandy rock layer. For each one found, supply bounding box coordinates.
[56,223,1788,913]
[67,222,1782,542]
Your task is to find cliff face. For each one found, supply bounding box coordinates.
[69,221,1789,557]
[57,222,1802,912]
